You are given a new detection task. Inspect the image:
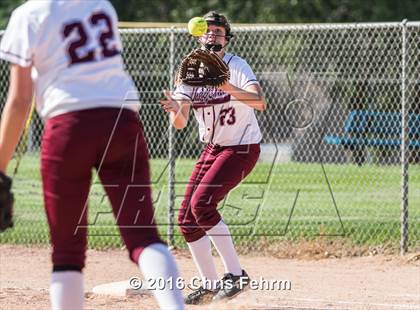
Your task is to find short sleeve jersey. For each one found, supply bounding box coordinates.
[173,53,262,146]
[0,0,139,119]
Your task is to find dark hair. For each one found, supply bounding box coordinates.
[203,11,233,40]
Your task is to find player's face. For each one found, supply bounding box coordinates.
[201,24,227,47]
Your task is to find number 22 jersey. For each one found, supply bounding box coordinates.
[0,0,138,120]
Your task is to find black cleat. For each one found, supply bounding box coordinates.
[184,286,219,305]
[213,269,250,300]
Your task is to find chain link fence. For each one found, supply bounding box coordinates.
[0,22,419,255]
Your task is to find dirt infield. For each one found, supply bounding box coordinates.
[1,245,419,310]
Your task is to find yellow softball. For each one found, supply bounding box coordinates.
[188,17,208,37]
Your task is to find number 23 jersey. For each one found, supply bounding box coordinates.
[174,53,263,146]
[0,0,138,120]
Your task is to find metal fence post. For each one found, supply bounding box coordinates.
[400,19,409,255]
[167,27,176,248]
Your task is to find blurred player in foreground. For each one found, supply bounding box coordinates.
[0,0,183,309]
[161,11,267,305]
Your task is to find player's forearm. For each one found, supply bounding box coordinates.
[0,99,32,172]
[221,83,267,111]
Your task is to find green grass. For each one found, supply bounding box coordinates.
[1,154,419,251]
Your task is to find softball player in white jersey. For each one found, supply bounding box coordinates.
[161,11,267,304]
[0,1,183,309]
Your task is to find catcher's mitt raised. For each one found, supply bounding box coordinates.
[0,172,14,232]
[177,48,230,87]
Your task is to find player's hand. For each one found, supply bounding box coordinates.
[160,90,180,113]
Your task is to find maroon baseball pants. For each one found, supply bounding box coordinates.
[41,108,163,270]
[178,143,260,242]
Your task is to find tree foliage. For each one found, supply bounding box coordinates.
[1,0,419,29]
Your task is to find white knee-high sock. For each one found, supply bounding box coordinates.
[206,220,242,276]
[138,243,184,310]
[50,271,84,310]
[187,235,219,290]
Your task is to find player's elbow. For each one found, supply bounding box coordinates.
[260,101,267,111]
[255,100,267,112]
[6,97,32,115]
[172,117,188,130]
[7,89,32,111]
[173,122,187,130]
[170,109,189,129]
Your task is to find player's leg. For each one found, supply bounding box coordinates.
[189,144,260,299]
[96,108,183,309]
[41,112,97,310]
[178,146,220,304]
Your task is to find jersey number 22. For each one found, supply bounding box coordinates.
[62,12,119,66]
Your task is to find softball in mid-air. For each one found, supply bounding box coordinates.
[188,17,208,37]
